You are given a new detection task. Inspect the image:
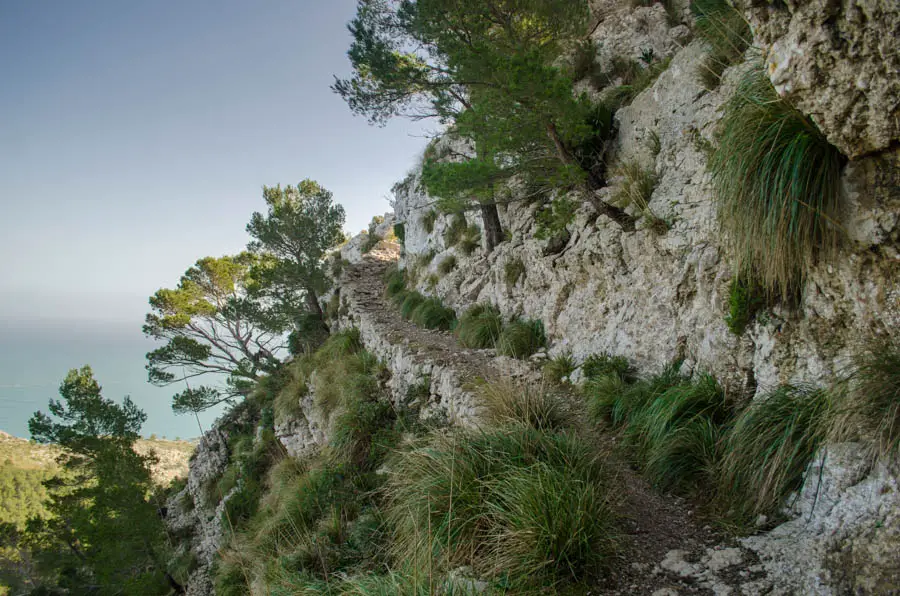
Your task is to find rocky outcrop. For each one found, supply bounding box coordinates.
[744,445,900,594]
[395,43,900,402]
[165,407,257,596]
[745,0,900,158]
[390,5,899,593]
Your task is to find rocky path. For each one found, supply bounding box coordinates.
[339,249,770,596]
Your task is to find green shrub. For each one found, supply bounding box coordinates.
[422,209,437,233]
[437,255,457,275]
[504,258,526,288]
[570,38,600,82]
[410,298,457,330]
[384,267,407,298]
[690,0,751,89]
[316,328,363,361]
[830,340,900,456]
[419,249,436,266]
[544,352,576,385]
[718,385,831,523]
[710,66,845,298]
[497,319,547,359]
[625,375,731,489]
[582,353,634,383]
[455,304,503,349]
[384,425,618,588]
[443,213,468,247]
[724,274,765,335]
[393,222,406,246]
[400,292,426,319]
[535,196,577,240]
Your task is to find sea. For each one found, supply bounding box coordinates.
[0,318,225,440]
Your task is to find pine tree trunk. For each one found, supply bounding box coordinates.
[545,122,635,231]
[479,202,504,253]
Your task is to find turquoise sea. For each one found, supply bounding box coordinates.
[0,318,224,440]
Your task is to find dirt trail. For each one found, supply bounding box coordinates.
[341,251,765,595]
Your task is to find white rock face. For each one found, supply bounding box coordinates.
[273,392,327,459]
[744,0,900,158]
[744,445,900,594]
[390,11,900,593]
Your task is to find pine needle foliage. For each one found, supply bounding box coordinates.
[717,385,831,522]
[455,304,503,349]
[710,66,845,299]
[497,319,547,359]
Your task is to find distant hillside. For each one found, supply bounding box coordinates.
[0,431,195,485]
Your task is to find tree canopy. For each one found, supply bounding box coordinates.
[26,367,180,595]
[246,180,346,322]
[144,253,288,414]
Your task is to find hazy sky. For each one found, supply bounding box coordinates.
[0,0,431,324]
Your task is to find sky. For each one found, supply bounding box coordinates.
[0,0,431,324]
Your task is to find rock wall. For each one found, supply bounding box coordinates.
[390,4,900,594]
[394,24,900,401]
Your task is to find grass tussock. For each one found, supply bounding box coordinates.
[582,353,635,383]
[717,385,831,523]
[690,0,751,89]
[479,378,577,432]
[830,340,900,456]
[422,209,437,233]
[437,255,457,276]
[410,297,457,330]
[384,424,619,589]
[444,214,468,247]
[584,364,730,494]
[384,266,407,298]
[711,66,845,299]
[497,319,547,360]
[455,304,503,349]
[504,258,526,288]
[543,352,576,385]
[724,274,766,335]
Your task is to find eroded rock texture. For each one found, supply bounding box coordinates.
[745,0,900,158]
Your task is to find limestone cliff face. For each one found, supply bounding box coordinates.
[391,4,900,594]
[174,3,899,594]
